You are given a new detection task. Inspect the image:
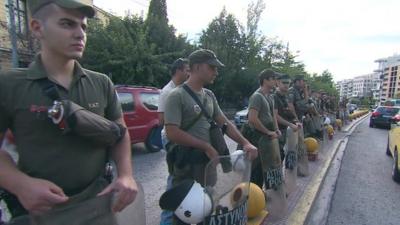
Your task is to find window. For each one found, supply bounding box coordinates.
[6,0,28,35]
[117,93,135,112]
[140,93,159,111]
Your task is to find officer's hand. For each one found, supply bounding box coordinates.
[267,131,278,139]
[289,124,298,132]
[296,122,302,128]
[98,176,138,212]
[275,130,282,137]
[205,146,220,163]
[15,177,68,215]
[242,143,258,160]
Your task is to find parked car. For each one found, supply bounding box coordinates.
[369,106,400,128]
[386,119,400,183]
[348,104,358,114]
[234,108,248,128]
[116,85,162,152]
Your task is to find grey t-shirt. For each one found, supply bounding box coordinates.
[164,86,223,143]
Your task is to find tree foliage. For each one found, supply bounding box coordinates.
[81,0,337,108]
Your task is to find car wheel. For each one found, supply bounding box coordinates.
[386,137,392,156]
[392,150,400,183]
[145,127,162,153]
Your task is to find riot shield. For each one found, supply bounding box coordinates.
[4,183,146,225]
[116,182,146,225]
[284,126,298,195]
[257,137,287,222]
[203,151,252,225]
[297,126,309,177]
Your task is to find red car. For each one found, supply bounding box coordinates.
[116,85,162,152]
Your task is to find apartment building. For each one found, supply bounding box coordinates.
[0,0,112,70]
[336,79,353,100]
[336,73,380,101]
[375,55,400,102]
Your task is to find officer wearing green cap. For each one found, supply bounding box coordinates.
[0,0,137,221]
[274,73,300,162]
[288,75,310,176]
[243,69,288,218]
[164,49,257,225]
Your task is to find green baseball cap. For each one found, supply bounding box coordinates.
[189,49,225,67]
[28,0,95,18]
[276,73,290,80]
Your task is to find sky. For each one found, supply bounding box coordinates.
[94,0,400,82]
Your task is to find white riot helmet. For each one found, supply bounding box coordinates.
[159,179,212,224]
[230,150,247,172]
[324,116,331,125]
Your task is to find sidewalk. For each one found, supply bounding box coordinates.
[265,114,369,225]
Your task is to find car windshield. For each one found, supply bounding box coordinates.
[376,107,400,115]
[140,92,159,110]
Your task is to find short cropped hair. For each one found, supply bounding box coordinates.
[258,69,277,86]
[171,58,189,76]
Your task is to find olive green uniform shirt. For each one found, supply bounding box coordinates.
[288,86,309,119]
[164,86,222,143]
[248,89,276,131]
[0,55,122,195]
[274,90,296,130]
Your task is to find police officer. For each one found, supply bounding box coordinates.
[244,70,282,189]
[164,49,257,225]
[0,0,137,221]
[274,74,299,162]
[288,75,310,176]
[246,69,287,219]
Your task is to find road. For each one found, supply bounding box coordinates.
[326,119,400,225]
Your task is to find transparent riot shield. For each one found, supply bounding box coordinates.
[257,137,287,222]
[4,183,146,225]
[284,126,298,195]
[116,182,146,225]
[297,126,309,177]
[202,151,252,225]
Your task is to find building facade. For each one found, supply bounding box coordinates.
[0,0,112,70]
[0,0,34,70]
[336,79,353,100]
[336,73,380,101]
[375,55,400,102]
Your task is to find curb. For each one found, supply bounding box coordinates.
[286,113,369,225]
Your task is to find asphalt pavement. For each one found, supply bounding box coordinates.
[326,119,400,225]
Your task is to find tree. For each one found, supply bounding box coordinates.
[309,70,338,95]
[82,1,193,87]
[199,8,249,105]
[82,16,164,86]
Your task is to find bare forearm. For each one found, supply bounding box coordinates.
[225,120,249,146]
[277,114,293,127]
[273,110,279,130]
[0,151,29,194]
[249,118,274,135]
[288,103,299,121]
[111,119,133,178]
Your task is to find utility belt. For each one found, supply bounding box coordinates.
[166,143,209,174]
[240,122,275,147]
[166,123,232,175]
